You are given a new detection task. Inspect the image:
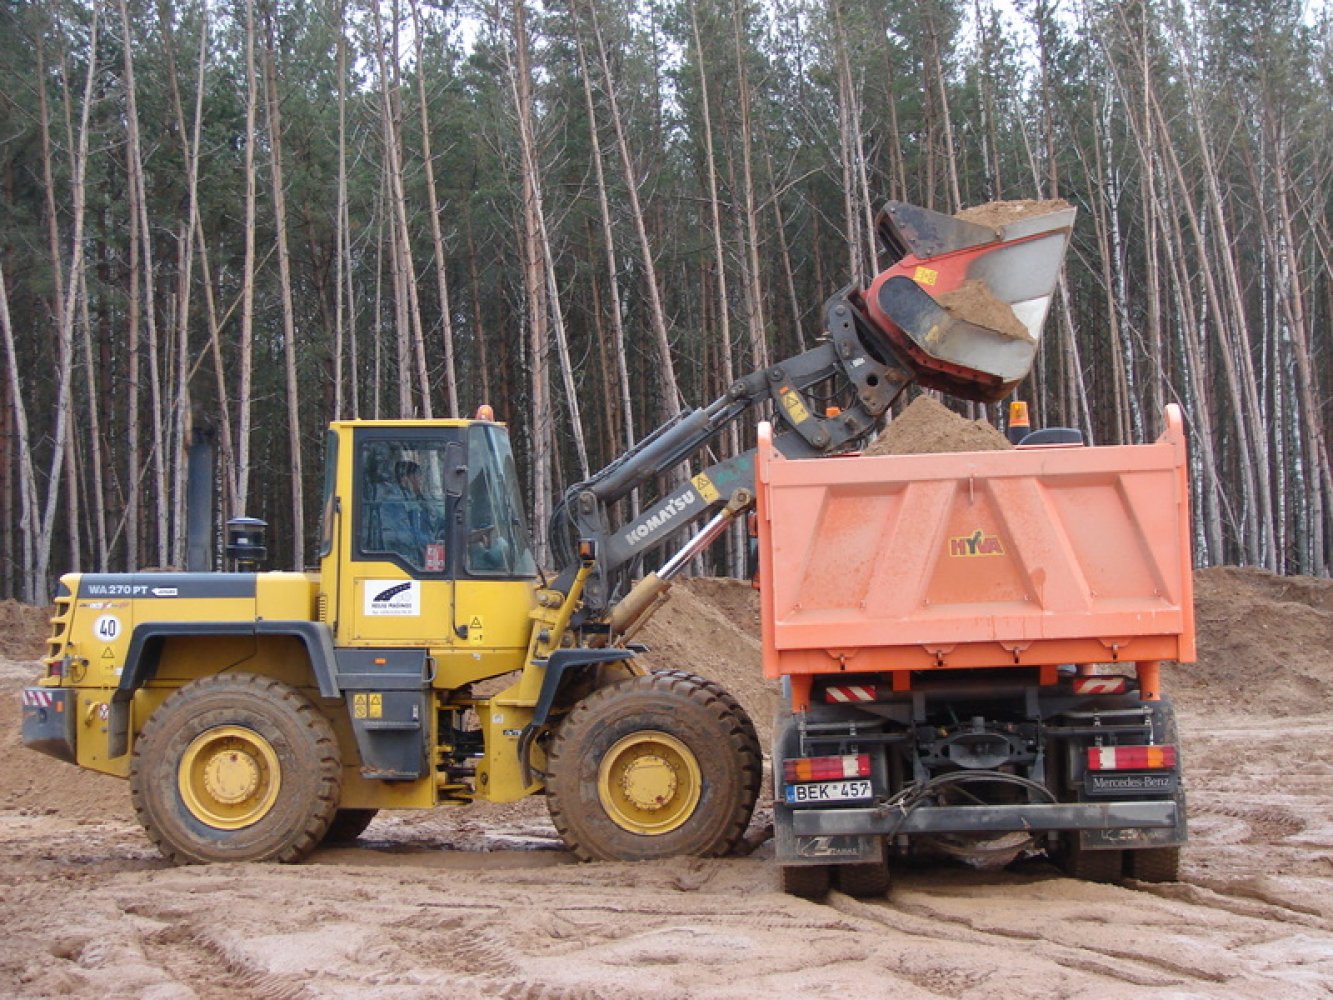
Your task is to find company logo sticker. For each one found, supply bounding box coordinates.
[949,529,1006,557]
[364,580,421,617]
[623,492,698,547]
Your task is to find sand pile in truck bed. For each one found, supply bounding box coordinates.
[863,393,1012,456]
[954,197,1072,227]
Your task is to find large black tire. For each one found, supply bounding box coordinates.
[836,841,892,898]
[321,808,379,844]
[545,670,762,861]
[1058,836,1124,883]
[781,864,831,900]
[130,674,341,864]
[1126,699,1185,882]
[1125,845,1181,882]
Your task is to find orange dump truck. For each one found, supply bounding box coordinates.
[756,405,1194,898]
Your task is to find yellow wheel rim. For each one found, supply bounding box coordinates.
[597,731,702,835]
[178,725,282,830]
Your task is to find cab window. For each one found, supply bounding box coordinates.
[355,434,453,575]
[464,425,537,578]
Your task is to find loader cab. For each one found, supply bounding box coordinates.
[318,418,539,687]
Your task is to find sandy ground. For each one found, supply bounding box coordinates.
[2,569,1332,998]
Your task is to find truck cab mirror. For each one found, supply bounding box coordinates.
[444,441,466,498]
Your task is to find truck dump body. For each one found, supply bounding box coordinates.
[757,407,1194,698]
[757,406,1195,896]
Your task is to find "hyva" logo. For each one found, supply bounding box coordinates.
[949,529,1005,557]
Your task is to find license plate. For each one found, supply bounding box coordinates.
[785,779,873,805]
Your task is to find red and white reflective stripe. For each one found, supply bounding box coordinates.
[1072,676,1128,695]
[21,689,54,708]
[1087,745,1177,770]
[825,684,877,704]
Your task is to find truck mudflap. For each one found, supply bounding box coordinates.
[21,688,77,764]
[791,800,1180,838]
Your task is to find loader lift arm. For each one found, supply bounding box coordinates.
[548,288,913,619]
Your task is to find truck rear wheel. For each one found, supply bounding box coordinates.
[545,670,761,861]
[1125,845,1180,882]
[836,842,892,898]
[130,674,341,864]
[781,864,831,900]
[1057,836,1123,883]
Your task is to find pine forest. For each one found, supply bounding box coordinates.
[0,0,1329,601]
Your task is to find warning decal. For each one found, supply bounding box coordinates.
[352,693,384,719]
[691,473,720,504]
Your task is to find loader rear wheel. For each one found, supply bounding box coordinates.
[130,674,341,865]
[545,670,761,861]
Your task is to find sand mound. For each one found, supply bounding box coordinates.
[633,577,774,743]
[0,600,53,660]
[0,659,133,823]
[1165,566,1333,714]
[864,394,1012,456]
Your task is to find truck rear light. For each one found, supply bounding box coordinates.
[1072,676,1128,695]
[1087,745,1177,771]
[824,684,877,703]
[783,753,870,783]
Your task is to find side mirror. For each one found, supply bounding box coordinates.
[444,441,467,498]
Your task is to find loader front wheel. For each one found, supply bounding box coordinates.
[546,671,761,861]
[130,674,341,864]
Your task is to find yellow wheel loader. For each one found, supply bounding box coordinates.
[21,200,1074,865]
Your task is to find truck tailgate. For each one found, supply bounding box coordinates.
[755,407,1195,677]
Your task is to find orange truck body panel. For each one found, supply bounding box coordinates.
[756,405,1195,703]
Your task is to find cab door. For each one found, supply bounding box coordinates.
[343,427,463,645]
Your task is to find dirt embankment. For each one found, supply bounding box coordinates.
[2,569,1332,997]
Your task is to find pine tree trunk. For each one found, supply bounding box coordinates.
[410,0,460,418]
[262,3,305,568]
[237,0,259,517]
[510,0,551,562]
[583,0,681,421]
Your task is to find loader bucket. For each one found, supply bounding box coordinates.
[857,200,1076,403]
